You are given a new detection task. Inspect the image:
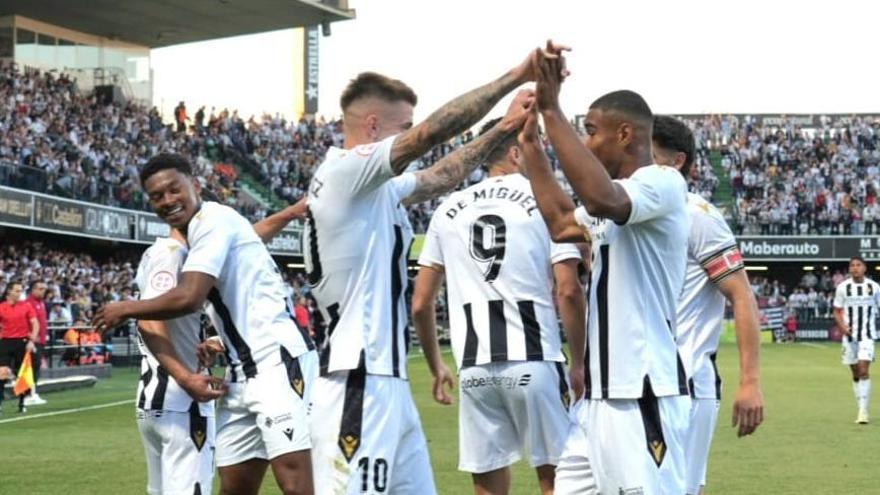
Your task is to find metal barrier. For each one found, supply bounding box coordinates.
[42,322,138,369]
[0,161,152,212]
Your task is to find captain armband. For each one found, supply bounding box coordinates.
[700,245,744,284]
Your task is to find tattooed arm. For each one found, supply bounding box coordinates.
[388,49,541,174]
[402,90,535,205]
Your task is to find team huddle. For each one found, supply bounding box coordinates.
[93,42,771,494]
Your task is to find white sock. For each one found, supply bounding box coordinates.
[854,380,861,405]
[859,379,871,413]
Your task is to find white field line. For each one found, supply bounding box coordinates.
[0,348,452,424]
[0,399,132,425]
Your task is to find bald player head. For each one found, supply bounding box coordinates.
[581,90,653,179]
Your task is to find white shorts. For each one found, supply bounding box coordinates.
[137,406,215,495]
[310,370,436,495]
[458,360,571,473]
[684,399,720,495]
[556,387,690,495]
[553,401,599,495]
[215,349,317,467]
[842,339,875,365]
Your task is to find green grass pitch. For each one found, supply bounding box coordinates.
[1,342,877,494]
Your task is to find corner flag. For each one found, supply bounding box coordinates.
[14,351,34,396]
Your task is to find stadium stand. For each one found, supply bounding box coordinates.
[680,114,880,236]
[0,64,266,221]
[0,64,586,233]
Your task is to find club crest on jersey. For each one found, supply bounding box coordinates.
[191,428,207,451]
[150,271,175,292]
[354,142,379,156]
[649,440,666,466]
[291,377,305,398]
[339,433,360,461]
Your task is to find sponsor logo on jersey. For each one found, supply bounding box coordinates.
[283,428,295,441]
[460,373,532,390]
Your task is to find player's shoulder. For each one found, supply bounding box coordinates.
[634,164,687,184]
[143,237,186,266]
[687,193,728,223]
[320,135,396,169]
[435,180,476,212]
[190,201,246,231]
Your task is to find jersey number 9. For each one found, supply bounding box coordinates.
[469,214,506,283]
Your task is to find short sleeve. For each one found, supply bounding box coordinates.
[833,284,846,309]
[182,208,235,278]
[390,172,418,202]
[345,134,398,195]
[417,215,445,268]
[690,204,743,284]
[573,206,592,229]
[140,247,184,300]
[549,241,581,265]
[617,166,686,225]
[25,304,36,320]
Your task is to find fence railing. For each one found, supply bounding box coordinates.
[41,322,138,369]
[0,161,151,212]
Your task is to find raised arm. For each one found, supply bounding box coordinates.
[252,197,308,242]
[518,109,585,243]
[388,50,542,174]
[534,51,632,223]
[717,269,764,437]
[403,90,534,205]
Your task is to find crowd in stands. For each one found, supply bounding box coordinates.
[0,241,140,326]
[0,64,266,221]
[5,64,880,238]
[683,114,880,235]
[748,268,851,321]
[0,65,616,234]
[0,239,329,364]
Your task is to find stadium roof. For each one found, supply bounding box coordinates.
[0,0,355,47]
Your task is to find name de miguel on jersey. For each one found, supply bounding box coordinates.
[443,184,539,219]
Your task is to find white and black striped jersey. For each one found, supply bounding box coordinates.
[182,201,314,382]
[574,164,690,399]
[834,277,880,343]
[677,193,745,400]
[305,135,416,378]
[418,173,581,370]
[135,237,216,415]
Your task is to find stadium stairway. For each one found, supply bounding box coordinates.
[237,170,286,211]
[709,149,734,211]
